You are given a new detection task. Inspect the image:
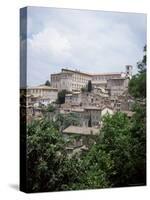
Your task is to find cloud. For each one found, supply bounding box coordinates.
[28,27,71,61]
[26,7,147,86]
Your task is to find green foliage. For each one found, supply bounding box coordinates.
[27,119,66,192]
[81,110,146,187]
[45,80,51,86]
[59,154,85,190]
[87,80,92,92]
[129,45,146,99]
[56,90,68,104]
[27,109,146,192]
[129,72,146,99]
[127,46,146,185]
[100,113,133,186]
[27,46,146,192]
[27,119,85,192]
[142,45,146,66]
[46,104,56,112]
[79,145,114,189]
[81,80,92,93]
[54,112,80,132]
[88,115,92,127]
[81,87,87,93]
[129,102,146,185]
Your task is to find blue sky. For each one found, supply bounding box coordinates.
[25,6,146,86]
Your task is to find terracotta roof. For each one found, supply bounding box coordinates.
[122,111,135,117]
[62,68,92,76]
[66,94,72,97]
[107,77,126,80]
[72,91,81,94]
[92,72,121,76]
[63,126,99,135]
[51,68,125,78]
[92,81,107,84]
[51,72,62,76]
[84,106,101,110]
[51,71,73,76]
[28,85,58,90]
[101,105,113,110]
[71,108,84,112]
[62,68,123,77]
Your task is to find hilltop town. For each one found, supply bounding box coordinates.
[22,65,135,154]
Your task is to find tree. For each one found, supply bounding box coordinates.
[79,109,146,188]
[142,45,146,66]
[45,80,51,86]
[128,45,146,185]
[128,73,146,99]
[129,103,146,185]
[81,87,87,93]
[26,46,146,192]
[87,80,92,92]
[27,118,84,192]
[26,108,146,192]
[46,104,56,112]
[129,45,146,99]
[68,112,132,189]
[88,114,92,127]
[100,112,133,186]
[54,112,80,132]
[27,119,67,192]
[56,90,68,104]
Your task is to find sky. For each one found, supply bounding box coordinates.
[24,6,146,86]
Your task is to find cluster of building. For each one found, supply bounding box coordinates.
[51,65,132,94]
[22,65,134,154]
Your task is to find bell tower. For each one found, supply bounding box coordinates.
[125,65,133,79]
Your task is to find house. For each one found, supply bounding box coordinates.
[62,125,99,154]
[27,85,58,104]
[65,91,81,105]
[101,106,114,117]
[107,77,129,96]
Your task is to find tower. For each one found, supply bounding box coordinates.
[125,65,133,79]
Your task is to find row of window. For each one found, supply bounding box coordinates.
[51,74,90,82]
[71,112,100,121]
[73,77,90,83]
[30,89,49,94]
[92,75,120,81]
[72,83,85,89]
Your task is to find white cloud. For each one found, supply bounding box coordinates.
[28,27,71,58]
[26,7,146,86]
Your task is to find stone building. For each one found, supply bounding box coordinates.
[65,91,82,106]
[51,68,92,92]
[112,91,134,112]
[92,72,122,89]
[101,106,114,117]
[64,89,110,109]
[51,65,132,93]
[84,107,101,127]
[60,106,101,128]
[107,77,129,96]
[62,125,99,155]
[27,85,58,104]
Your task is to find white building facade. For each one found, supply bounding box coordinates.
[51,68,92,92]
[27,85,58,104]
[51,66,132,92]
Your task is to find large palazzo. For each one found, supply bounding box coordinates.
[51,65,132,94]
